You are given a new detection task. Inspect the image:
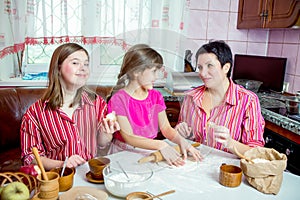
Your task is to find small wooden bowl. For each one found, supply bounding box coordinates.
[126,192,152,200]
[219,164,242,187]
[50,167,75,192]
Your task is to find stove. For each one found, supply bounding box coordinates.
[259,93,300,122]
[259,93,300,175]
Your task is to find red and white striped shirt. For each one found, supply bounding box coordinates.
[20,92,107,165]
[178,79,265,152]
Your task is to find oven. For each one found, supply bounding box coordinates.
[264,128,300,176]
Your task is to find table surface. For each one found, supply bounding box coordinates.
[70,145,299,200]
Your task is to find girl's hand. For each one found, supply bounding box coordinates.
[101,111,120,135]
[66,154,86,168]
[172,134,203,162]
[159,142,184,166]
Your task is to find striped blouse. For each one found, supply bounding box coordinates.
[20,92,107,165]
[178,79,265,152]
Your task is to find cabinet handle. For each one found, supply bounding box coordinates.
[265,136,272,143]
[286,148,293,156]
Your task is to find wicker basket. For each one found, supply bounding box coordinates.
[0,171,38,194]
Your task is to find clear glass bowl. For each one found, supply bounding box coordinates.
[103,163,153,198]
[235,79,263,93]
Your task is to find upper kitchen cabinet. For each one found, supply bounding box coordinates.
[237,0,300,29]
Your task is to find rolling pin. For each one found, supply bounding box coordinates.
[138,142,200,164]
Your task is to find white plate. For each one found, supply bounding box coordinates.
[59,186,108,200]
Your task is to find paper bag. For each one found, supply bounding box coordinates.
[240,147,287,194]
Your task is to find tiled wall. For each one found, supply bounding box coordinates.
[187,0,300,93]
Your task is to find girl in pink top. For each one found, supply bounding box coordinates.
[176,40,265,155]
[108,44,202,166]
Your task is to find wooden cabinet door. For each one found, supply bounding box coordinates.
[155,100,181,140]
[237,0,300,28]
[266,0,300,28]
[237,0,266,29]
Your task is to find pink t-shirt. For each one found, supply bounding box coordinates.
[108,89,166,142]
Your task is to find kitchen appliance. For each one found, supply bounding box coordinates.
[264,128,300,176]
[232,54,287,93]
[259,94,300,176]
[165,72,203,95]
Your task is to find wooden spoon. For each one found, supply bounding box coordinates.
[143,190,175,200]
[32,147,48,181]
[233,146,254,164]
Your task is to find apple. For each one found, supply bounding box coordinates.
[1,182,30,200]
[19,165,41,177]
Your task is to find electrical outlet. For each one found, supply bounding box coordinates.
[283,82,289,93]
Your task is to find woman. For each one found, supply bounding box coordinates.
[20,43,119,170]
[176,40,265,155]
[108,44,202,166]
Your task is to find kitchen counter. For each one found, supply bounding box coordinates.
[261,108,300,135]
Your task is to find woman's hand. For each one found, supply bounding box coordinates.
[209,122,233,148]
[175,122,194,140]
[66,154,86,168]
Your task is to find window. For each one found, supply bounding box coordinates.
[22,0,154,84]
[23,43,124,84]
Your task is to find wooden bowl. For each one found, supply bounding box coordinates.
[88,157,110,180]
[219,164,242,187]
[50,167,75,192]
[126,192,152,200]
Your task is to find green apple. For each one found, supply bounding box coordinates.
[1,182,30,200]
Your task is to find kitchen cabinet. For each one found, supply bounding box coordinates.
[165,101,181,128]
[155,100,182,140]
[237,0,300,29]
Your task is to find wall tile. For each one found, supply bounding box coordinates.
[209,0,230,12]
[247,42,267,55]
[269,30,284,43]
[230,0,239,12]
[228,13,249,41]
[283,30,300,44]
[293,76,300,93]
[190,0,209,10]
[227,41,247,55]
[248,29,269,43]
[267,43,283,57]
[207,11,229,41]
[187,10,208,39]
[282,44,298,75]
[295,46,300,76]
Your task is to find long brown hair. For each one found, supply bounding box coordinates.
[42,43,96,110]
[108,44,163,100]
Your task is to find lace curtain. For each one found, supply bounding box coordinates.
[0,0,190,75]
